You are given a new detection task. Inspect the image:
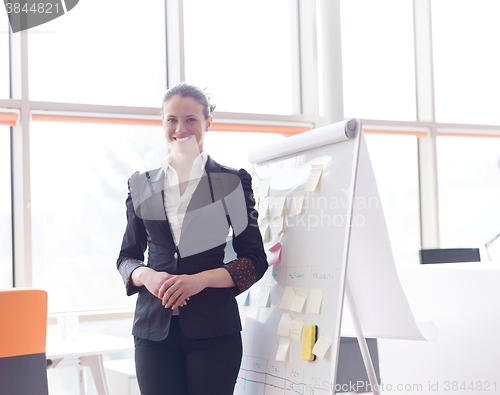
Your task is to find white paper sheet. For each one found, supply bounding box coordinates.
[342,134,438,341]
[275,337,290,361]
[312,332,333,359]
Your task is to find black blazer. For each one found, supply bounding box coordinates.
[117,156,267,341]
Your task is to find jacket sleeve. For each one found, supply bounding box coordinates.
[223,168,268,295]
[116,174,148,296]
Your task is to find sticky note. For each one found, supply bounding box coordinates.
[307,289,323,314]
[290,192,305,216]
[276,337,290,361]
[259,221,270,243]
[312,332,333,359]
[240,291,250,307]
[271,195,286,218]
[290,288,308,313]
[258,177,271,197]
[277,313,293,337]
[258,285,271,307]
[270,214,284,236]
[258,198,269,219]
[279,286,295,310]
[290,316,305,342]
[305,164,323,192]
[301,325,318,361]
[267,242,282,266]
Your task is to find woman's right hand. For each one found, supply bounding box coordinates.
[131,267,174,299]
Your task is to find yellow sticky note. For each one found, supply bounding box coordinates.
[301,325,318,361]
[258,177,271,197]
[258,198,269,219]
[307,289,323,314]
[305,165,323,192]
[290,192,305,216]
[271,195,286,218]
[258,285,271,307]
[290,289,308,313]
[279,286,295,310]
[277,313,293,337]
[270,214,284,236]
[290,316,305,342]
[259,221,270,243]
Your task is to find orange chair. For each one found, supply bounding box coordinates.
[0,288,49,395]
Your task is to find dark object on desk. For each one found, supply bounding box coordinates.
[419,248,481,264]
[336,337,380,393]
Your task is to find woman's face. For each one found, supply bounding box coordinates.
[162,94,211,155]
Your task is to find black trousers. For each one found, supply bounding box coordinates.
[134,316,243,395]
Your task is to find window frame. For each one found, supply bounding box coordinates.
[3,0,500,320]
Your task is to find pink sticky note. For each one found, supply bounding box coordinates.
[268,242,282,266]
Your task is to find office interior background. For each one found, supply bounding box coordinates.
[1,0,499,393]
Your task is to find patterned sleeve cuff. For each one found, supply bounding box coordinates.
[223,257,257,296]
[118,258,145,296]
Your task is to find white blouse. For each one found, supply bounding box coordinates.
[160,150,208,247]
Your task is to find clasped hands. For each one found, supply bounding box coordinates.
[140,269,206,310]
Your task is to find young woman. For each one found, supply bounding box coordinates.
[117,83,267,395]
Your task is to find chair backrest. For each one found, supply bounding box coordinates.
[0,288,49,395]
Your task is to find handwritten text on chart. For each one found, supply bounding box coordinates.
[312,273,334,281]
[288,271,305,280]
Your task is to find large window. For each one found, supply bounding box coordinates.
[204,130,285,173]
[365,134,421,265]
[432,0,500,125]
[1,10,9,98]
[183,0,296,115]
[340,0,416,121]
[437,135,500,261]
[28,0,166,107]
[0,126,12,288]
[30,121,166,312]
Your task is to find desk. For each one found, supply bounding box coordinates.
[46,332,134,395]
[378,262,500,394]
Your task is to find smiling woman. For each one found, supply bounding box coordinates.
[116,83,268,395]
[161,85,213,160]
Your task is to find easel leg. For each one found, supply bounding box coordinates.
[346,279,380,395]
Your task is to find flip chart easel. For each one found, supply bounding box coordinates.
[234,119,437,395]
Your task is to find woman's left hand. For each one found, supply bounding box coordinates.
[158,274,206,310]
